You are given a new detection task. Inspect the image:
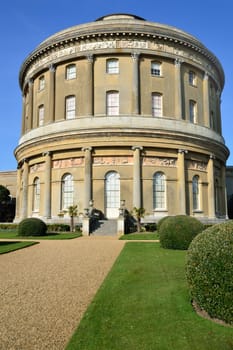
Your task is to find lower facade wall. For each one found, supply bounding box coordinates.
[14,147,228,223]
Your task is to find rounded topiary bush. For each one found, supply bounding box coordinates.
[159,215,204,250]
[18,218,47,236]
[186,221,233,325]
[157,216,171,233]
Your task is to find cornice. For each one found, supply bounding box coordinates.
[19,17,225,89]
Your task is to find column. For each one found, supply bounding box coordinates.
[15,165,22,220]
[174,59,183,119]
[132,146,143,208]
[177,149,187,214]
[21,159,29,219]
[207,154,215,218]
[43,152,52,219]
[48,64,56,122]
[28,79,34,130]
[203,72,210,127]
[216,89,222,134]
[82,147,92,208]
[86,55,94,116]
[21,95,26,135]
[131,52,140,115]
[221,164,228,219]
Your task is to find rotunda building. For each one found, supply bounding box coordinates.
[15,13,229,224]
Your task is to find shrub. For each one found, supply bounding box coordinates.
[159,215,204,250]
[47,223,70,232]
[157,216,171,233]
[186,221,233,325]
[18,218,47,236]
[144,223,157,232]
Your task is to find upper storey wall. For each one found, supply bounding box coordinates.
[18,14,225,143]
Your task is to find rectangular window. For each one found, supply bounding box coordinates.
[151,62,161,76]
[106,91,119,115]
[189,71,196,85]
[38,105,44,126]
[39,76,45,91]
[189,100,197,123]
[152,93,162,117]
[65,96,76,119]
[106,59,119,74]
[66,64,76,80]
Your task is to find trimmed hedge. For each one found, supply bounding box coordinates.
[159,215,204,250]
[157,216,171,233]
[18,218,47,236]
[47,223,70,232]
[186,221,233,325]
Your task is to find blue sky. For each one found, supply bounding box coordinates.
[0,0,232,170]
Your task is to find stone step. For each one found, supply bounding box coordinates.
[91,219,118,236]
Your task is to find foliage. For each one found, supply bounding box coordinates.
[0,223,18,230]
[18,218,47,236]
[131,207,145,232]
[159,215,204,250]
[0,185,15,222]
[227,194,233,219]
[47,223,70,232]
[144,223,157,232]
[67,205,78,232]
[186,220,233,325]
[157,216,171,233]
[66,243,233,350]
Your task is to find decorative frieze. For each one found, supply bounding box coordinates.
[93,156,133,166]
[187,160,207,171]
[53,158,84,169]
[143,157,176,167]
[30,163,45,173]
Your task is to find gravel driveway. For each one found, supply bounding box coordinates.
[0,237,125,350]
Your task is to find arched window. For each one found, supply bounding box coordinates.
[105,171,120,218]
[106,91,119,115]
[192,175,200,210]
[38,105,44,126]
[33,177,40,212]
[66,64,76,80]
[189,100,197,123]
[61,173,74,210]
[106,59,119,74]
[153,172,166,209]
[151,61,161,76]
[152,93,162,117]
[65,95,76,119]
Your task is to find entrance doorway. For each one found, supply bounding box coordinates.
[105,171,120,218]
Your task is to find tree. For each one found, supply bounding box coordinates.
[0,185,10,203]
[67,205,78,232]
[132,207,145,232]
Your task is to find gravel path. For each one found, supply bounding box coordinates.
[0,237,125,350]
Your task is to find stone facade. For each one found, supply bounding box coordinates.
[14,13,229,222]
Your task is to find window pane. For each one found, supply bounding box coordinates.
[39,76,45,90]
[33,178,40,211]
[38,105,44,126]
[189,100,196,123]
[151,62,161,76]
[66,65,76,80]
[107,92,119,115]
[192,176,200,210]
[66,96,76,119]
[61,174,73,209]
[153,173,166,209]
[152,93,162,117]
[107,59,119,74]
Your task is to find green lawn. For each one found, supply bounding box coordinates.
[0,230,82,240]
[66,243,233,350]
[119,232,159,240]
[0,241,38,254]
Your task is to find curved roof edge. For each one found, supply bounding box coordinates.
[96,13,146,21]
